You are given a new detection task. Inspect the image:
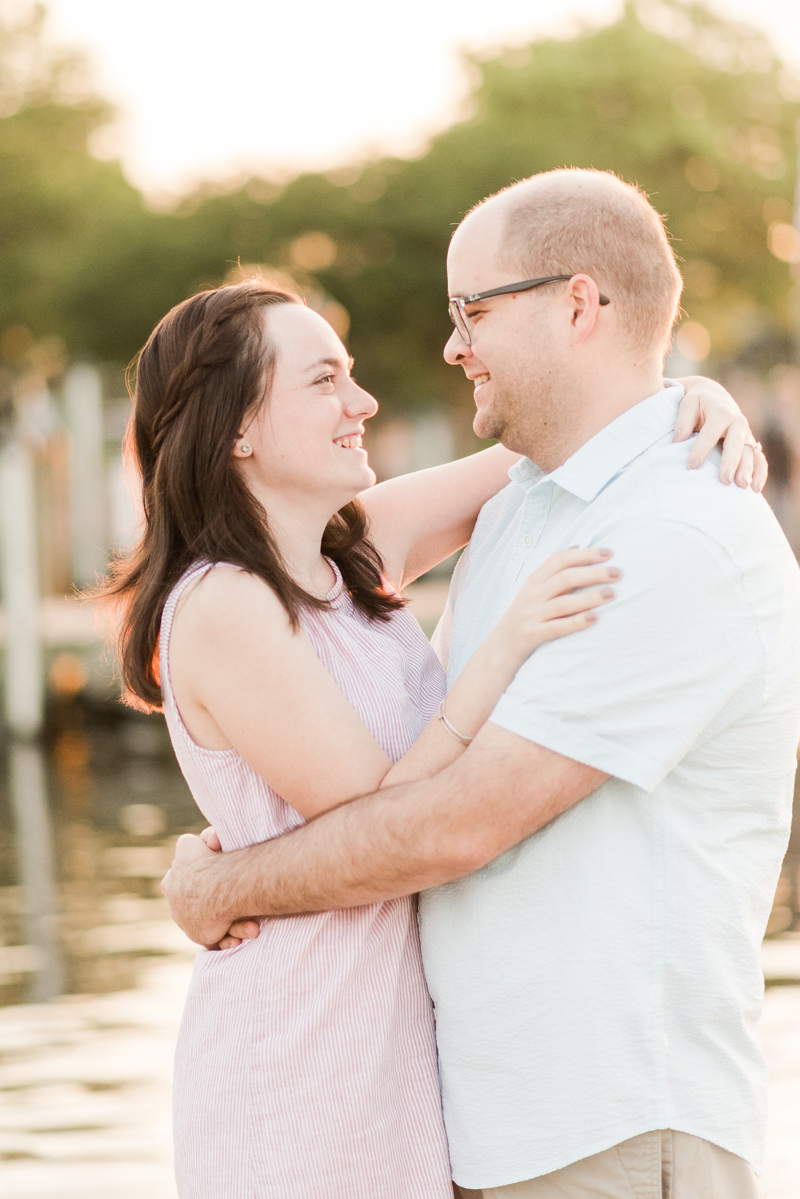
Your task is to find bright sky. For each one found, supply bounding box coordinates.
[39,0,800,198]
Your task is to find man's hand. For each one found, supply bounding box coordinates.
[161,830,260,949]
[198,826,222,851]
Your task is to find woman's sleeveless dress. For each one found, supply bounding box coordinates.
[160,561,452,1199]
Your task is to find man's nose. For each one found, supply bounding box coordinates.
[444,328,472,365]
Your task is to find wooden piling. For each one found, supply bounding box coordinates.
[0,439,43,737]
[64,364,107,587]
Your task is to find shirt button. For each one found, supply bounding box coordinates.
[522,534,532,547]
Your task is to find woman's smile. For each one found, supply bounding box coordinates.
[334,432,365,451]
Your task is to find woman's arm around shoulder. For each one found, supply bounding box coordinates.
[359,443,519,590]
[361,377,766,592]
[674,375,768,490]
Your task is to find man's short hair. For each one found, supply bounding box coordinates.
[489,169,683,354]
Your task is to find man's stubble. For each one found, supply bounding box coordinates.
[475,342,579,470]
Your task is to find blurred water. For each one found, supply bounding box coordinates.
[0,715,202,1009]
[0,709,798,1196]
[0,713,201,1195]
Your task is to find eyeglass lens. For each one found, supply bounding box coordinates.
[448,301,472,346]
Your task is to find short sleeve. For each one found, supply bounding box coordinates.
[489,520,763,793]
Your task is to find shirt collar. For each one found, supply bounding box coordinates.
[508,383,684,502]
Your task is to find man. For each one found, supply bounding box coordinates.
[164,169,800,1197]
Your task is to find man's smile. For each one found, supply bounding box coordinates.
[467,370,491,398]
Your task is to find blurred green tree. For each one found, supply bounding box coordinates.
[164,0,800,411]
[0,4,156,360]
[1,0,799,412]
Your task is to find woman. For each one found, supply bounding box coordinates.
[105,280,760,1198]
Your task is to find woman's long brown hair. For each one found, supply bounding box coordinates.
[98,279,402,712]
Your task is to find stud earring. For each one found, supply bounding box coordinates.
[240,442,252,455]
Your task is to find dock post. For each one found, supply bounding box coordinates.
[0,439,43,736]
[0,438,63,1000]
[64,364,106,587]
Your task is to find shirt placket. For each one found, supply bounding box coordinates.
[511,480,555,581]
[486,481,555,635]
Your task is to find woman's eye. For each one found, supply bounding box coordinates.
[316,374,335,386]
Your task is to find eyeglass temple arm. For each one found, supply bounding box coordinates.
[456,277,611,305]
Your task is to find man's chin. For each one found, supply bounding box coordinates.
[473,405,502,442]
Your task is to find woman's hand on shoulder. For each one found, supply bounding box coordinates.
[492,547,619,666]
[674,376,767,491]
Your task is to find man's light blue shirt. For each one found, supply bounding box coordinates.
[420,386,800,1189]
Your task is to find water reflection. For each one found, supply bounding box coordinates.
[8,744,63,1001]
[0,713,203,1009]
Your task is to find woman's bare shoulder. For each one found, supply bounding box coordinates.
[174,564,293,640]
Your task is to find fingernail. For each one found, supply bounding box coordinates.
[673,428,683,440]
[688,456,700,470]
[599,547,612,557]
[754,482,762,493]
[585,612,597,623]
[601,587,615,599]
[723,470,733,484]
[607,566,621,578]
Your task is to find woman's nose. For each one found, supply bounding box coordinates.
[443,328,472,365]
[345,382,378,418]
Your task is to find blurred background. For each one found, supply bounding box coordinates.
[1,0,800,1195]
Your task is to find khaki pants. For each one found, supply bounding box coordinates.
[453,1130,765,1198]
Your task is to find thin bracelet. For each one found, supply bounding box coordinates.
[438,699,474,746]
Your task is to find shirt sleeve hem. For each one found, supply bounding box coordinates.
[488,706,663,793]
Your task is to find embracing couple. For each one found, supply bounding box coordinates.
[106,169,800,1198]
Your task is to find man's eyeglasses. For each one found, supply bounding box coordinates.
[448,274,611,347]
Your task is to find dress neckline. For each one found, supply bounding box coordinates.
[324,557,346,607]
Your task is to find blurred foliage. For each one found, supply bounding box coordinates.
[0,5,149,352]
[1,0,800,412]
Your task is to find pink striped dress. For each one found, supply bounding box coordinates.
[160,561,453,1199]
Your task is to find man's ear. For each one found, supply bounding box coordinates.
[566,274,604,344]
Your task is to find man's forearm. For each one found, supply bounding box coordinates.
[195,725,606,923]
[203,774,469,921]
